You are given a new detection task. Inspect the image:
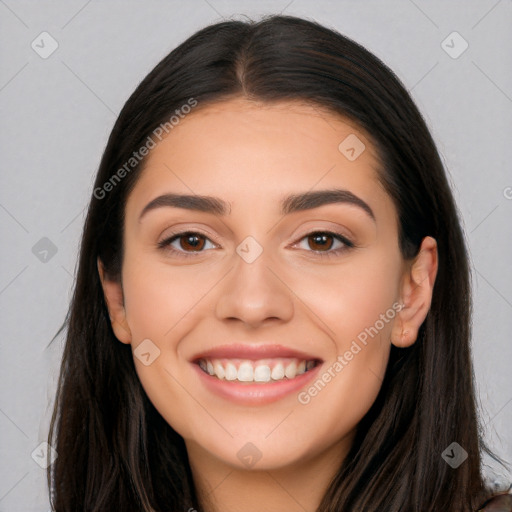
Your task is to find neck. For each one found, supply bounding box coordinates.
[186,436,352,512]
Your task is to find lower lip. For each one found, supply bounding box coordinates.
[191,362,323,405]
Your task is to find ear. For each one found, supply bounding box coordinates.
[391,236,438,347]
[97,257,132,344]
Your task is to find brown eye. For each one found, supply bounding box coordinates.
[293,230,354,258]
[158,231,217,256]
[307,233,335,251]
[178,233,206,252]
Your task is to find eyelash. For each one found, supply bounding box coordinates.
[157,230,355,259]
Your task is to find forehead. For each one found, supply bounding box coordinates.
[125,97,390,219]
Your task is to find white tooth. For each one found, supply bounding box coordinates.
[296,360,306,375]
[271,363,285,380]
[199,359,207,372]
[284,361,297,379]
[213,362,225,379]
[206,361,214,376]
[225,362,238,381]
[306,360,315,371]
[237,362,254,382]
[254,364,271,382]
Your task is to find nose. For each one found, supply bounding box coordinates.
[214,246,295,328]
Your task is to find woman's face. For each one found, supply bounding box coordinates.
[101,97,427,471]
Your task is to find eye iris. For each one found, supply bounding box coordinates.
[180,233,205,251]
[308,233,333,251]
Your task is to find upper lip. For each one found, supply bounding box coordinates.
[190,343,322,362]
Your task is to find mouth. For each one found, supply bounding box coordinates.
[196,357,321,384]
[189,344,324,404]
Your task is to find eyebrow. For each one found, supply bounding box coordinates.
[138,188,375,222]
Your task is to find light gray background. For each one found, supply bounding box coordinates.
[1,1,511,510]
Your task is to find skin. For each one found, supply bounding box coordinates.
[99,97,438,512]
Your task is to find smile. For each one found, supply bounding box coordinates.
[190,343,324,404]
[197,357,318,383]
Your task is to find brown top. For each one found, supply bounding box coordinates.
[478,493,512,511]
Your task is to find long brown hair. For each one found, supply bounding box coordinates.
[48,14,498,511]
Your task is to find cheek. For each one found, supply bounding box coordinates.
[294,269,398,448]
[119,261,207,436]
[121,260,215,342]
[289,251,401,412]
[288,252,402,349]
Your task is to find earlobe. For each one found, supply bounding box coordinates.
[391,236,438,348]
[97,258,132,345]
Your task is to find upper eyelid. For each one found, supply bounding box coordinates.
[160,229,219,245]
[158,230,218,249]
[290,228,353,244]
[158,217,356,242]
[289,232,354,253]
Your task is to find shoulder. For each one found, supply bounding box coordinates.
[478,493,512,511]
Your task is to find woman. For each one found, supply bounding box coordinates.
[47,14,511,511]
